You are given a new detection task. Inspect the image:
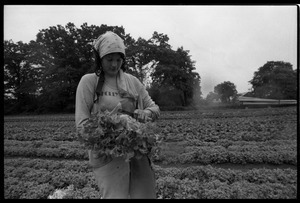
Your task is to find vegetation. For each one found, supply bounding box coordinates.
[4,23,200,114]
[213,81,238,103]
[4,23,297,115]
[4,107,297,199]
[248,61,297,100]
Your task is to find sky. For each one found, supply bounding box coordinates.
[4,5,298,97]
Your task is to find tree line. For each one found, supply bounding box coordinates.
[4,22,297,114]
[4,23,201,114]
[205,61,297,105]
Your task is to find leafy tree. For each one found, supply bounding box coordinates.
[126,37,158,86]
[173,47,201,106]
[214,81,237,103]
[35,23,92,111]
[249,61,297,100]
[4,40,42,113]
[127,31,202,107]
[149,33,201,106]
[206,91,219,103]
[35,23,132,112]
[148,84,184,107]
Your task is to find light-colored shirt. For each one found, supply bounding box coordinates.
[96,81,122,112]
[75,70,160,131]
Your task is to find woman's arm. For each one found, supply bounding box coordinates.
[75,74,96,131]
[138,83,160,121]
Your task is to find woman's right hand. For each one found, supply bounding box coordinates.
[133,109,152,123]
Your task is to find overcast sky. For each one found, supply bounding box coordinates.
[4,5,298,97]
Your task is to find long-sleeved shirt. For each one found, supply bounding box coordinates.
[75,70,160,131]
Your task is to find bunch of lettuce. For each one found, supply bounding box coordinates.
[77,110,161,162]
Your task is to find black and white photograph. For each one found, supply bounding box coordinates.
[4,5,298,199]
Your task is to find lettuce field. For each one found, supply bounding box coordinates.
[4,106,297,199]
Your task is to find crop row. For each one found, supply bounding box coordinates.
[161,106,296,120]
[4,140,87,160]
[4,121,75,141]
[4,157,297,199]
[159,113,296,141]
[4,107,296,123]
[4,138,297,165]
[157,142,296,165]
[4,115,296,143]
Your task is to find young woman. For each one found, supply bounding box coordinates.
[75,31,160,199]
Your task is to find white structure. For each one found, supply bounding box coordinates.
[237,93,297,106]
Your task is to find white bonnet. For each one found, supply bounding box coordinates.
[93,31,126,58]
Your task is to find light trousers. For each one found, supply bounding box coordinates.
[91,154,156,199]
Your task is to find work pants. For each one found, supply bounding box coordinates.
[91,152,156,199]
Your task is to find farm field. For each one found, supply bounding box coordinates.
[4,106,297,199]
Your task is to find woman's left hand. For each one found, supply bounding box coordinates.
[133,109,152,123]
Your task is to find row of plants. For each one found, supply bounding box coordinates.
[4,106,296,123]
[4,137,296,165]
[153,106,296,119]
[159,114,296,141]
[4,157,297,199]
[4,139,87,160]
[156,142,296,165]
[4,120,75,141]
[4,114,296,143]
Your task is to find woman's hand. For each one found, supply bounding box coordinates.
[133,109,152,123]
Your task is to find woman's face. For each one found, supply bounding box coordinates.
[101,53,123,77]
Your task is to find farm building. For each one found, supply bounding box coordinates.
[237,92,297,107]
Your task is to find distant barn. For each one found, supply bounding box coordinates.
[237,93,297,107]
